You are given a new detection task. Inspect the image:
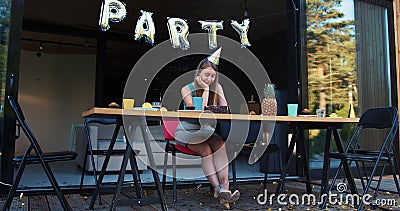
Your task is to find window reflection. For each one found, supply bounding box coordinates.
[307,0,357,117]
[0,1,11,115]
[306,0,357,168]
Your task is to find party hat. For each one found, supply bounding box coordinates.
[207,47,222,65]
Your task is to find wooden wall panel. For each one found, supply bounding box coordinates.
[355,1,391,150]
[355,1,391,112]
[395,0,400,113]
[394,0,400,153]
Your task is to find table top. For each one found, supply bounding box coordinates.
[82,107,360,123]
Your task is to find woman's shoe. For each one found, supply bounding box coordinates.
[220,198,230,209]
[219,189,231,201]
[213,188,219,199]
[219,189,232,209]
[214,184,231,209]
[229,190,240,203]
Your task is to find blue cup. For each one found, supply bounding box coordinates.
[192,97,203,110]
[287,104,298,116]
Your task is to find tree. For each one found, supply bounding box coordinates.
[306,0,357,116]
[0,1,11,115]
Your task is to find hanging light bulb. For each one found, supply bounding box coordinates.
[37,42,43,57]
[244,0,248,17]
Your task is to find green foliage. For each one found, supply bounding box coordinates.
[263,83,276,99]
[306,0,357,114]
[306,0,358,159]
[0,0,12,116]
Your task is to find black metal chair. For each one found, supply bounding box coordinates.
[2,74,76,211]
[324,107,400,210]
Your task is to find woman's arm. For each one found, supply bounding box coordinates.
[217,84,228,106]
[201,88,209,109]
[196,76,210,109]
[181,85,193,105]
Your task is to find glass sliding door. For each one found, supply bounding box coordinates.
[0,0,13,183]
[305,0,358,169]
[0,1,11,116]
[305,0,396,170]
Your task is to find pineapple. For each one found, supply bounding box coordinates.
[262,83,277,116]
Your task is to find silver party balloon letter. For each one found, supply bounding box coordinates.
[99,0,127,31]
[231,19,251,48]
[134,10,156,45]
[167,18,190,50]
[199,20,223,50]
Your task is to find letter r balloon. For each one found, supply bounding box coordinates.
[167,18,190,50]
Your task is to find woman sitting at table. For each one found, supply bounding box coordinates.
[175,49,240,209]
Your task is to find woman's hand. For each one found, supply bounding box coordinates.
[196,76,209,90]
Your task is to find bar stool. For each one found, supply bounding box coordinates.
[161,120,201,202]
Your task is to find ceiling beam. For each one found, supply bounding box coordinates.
[22,20,132,42]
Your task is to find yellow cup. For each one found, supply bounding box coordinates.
[123,99,135,109]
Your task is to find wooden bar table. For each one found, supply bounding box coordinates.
[82,108,360,209]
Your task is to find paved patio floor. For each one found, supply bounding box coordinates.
[2,176,400,210]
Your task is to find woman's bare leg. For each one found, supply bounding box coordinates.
[208,138,240,204]
[188,139,234,209]
[187,142,220,188]
[208,137,230,190]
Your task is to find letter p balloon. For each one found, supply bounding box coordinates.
[99,0,127,31]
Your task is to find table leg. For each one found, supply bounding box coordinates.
[278,127,299,193]
[298,128,312,193]
[320,127,333,196]
[139,125,168,211]
[84,120,100,204]
[110,143,131,210]
[128,147,144,199]
[333,129,357,194]
[285,127,299,165]
[89,121,122,209]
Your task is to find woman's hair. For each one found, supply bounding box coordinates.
[193,59,219,105]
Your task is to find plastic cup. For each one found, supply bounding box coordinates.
[192,97,203,110]
[287,104,298,116]
[316,109,325,117]
[123,99,135,109]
